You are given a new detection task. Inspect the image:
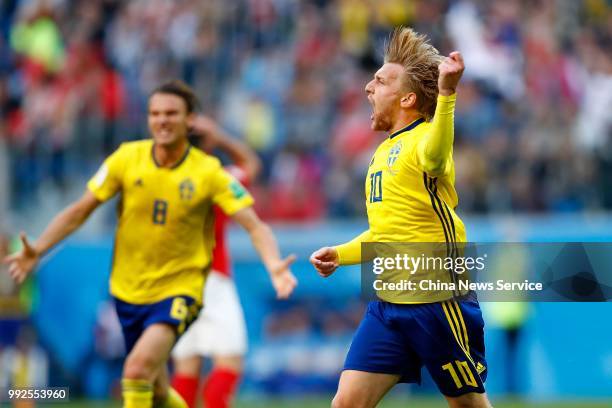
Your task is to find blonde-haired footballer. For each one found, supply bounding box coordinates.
[4,80,297,408]
[310,28,492,408]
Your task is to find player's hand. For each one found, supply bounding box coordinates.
[270,254,298,299]
[438,51,464,96]
[2,233,39,284]
[310,247,339,278]
[191,115,222,151]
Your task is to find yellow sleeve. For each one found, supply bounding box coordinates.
[211,164,254,215]
[334,229,373,265]
[87,144,127,202]
[416,93,456,176]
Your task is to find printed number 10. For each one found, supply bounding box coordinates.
[442,360,478,389]
[369,171,382,203]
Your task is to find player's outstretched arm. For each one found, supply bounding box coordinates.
[417,51,464,176]
[310,229,374,277]
[191,115,262,181]
[2,191,102,283]
[231,207,297,299]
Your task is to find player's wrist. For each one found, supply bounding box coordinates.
[330,246,342,265]
[438,89,456,97]
[268,259,286,276]
[32,242,45,258]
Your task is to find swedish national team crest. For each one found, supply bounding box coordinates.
[179,178,195,200]
[387,141,403,171]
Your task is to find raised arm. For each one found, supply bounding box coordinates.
[231,207,297,299]
[192,115,262,181]
[3,191,102,283]
[416,51,464,176]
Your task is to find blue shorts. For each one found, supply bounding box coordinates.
[344,300,487,397]
[114,296,201,353]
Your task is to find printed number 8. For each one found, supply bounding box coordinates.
[153,199,168,225]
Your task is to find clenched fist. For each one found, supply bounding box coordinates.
[438,51,465,96]
[310,247,339,278]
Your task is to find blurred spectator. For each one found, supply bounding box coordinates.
[0,325,49,407]
[481,237,531,396]
[10,3,64,75]
[0,0,611,221]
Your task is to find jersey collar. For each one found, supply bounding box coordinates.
[151,144,191,169]
[388,117,425,139]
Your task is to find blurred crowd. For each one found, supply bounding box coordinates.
[248,299,364,393]
[0,0,611,221]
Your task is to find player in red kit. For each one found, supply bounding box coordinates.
[171,116,261,408]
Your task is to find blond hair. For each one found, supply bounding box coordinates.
[384,27,442,121]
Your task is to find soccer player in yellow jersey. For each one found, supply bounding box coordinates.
[4,80,297,408]
[310,28,492,408]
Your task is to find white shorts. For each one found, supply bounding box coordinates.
[172,271,248,358]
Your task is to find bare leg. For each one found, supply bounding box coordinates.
[445,392,493,408]
[331,370,400,408]
[212,355,243,372]
[173,355,202,377]
[123,323,177,395]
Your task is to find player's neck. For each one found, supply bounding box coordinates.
[388,112,424,136]
[153,139,190,168]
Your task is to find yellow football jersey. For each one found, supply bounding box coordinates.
[87,140,253,304]
[336,95,466,265]
[365,117,466,245]
[335,95,468,303]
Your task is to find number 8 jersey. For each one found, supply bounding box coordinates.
[87,140,253,305]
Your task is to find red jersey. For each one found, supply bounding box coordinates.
[211,166,250,277]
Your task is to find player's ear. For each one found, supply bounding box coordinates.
[400,92,417,109]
